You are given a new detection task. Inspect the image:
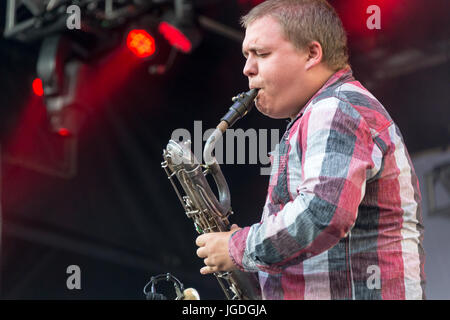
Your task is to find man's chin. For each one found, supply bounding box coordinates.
[256,106,284,120]
[256,102,301,120]
[255,104,269,117]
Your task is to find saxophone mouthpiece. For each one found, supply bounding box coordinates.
[220,88,259,129]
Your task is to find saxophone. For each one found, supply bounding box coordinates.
[161,89,261,300]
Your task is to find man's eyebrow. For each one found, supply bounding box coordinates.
[242,45,264,56]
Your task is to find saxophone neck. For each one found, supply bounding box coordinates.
[203,121,227,166]
[203,88,258,166]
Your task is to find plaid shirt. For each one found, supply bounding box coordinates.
[229,68,426,300]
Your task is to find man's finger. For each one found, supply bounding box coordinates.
[200,266,216,275]
[195,234,207,247]
[196,247,207,258]
[203,258,212,266]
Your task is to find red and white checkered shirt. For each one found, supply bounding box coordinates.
[229,68,426,299]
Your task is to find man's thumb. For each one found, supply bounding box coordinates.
[230,224,240,231]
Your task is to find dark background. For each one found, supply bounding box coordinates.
[0,0,448,299]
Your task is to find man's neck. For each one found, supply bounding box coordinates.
[289,67,336,120]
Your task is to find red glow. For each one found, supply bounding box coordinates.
[334,0,402,37]
[75,46,139,114]
[32,78,44,96]
[158,22,192,53]
[58,128,71,137]
[238,0,264,6]
[126,30,156,58]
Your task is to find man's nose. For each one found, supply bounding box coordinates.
[243,56,257,78]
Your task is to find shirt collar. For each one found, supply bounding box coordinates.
[286,66,354,130]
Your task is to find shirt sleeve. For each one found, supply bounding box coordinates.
[229,97,377,274]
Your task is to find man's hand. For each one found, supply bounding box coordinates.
[195,224,241,275]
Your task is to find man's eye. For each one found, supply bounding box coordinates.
[256,52,269,57]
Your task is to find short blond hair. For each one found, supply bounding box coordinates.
[241,0,349,71]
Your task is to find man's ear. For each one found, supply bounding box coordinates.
[305,41,323,70]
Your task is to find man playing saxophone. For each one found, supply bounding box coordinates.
[195,0,425,300]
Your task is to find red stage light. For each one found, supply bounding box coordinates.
[126,30,156,58]
[158,22,192,53]
[57,128,71,137]
[32,78,44,96]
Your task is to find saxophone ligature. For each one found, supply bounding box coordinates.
[161,89,260,300]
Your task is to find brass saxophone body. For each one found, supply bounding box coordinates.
[161,89,261,300]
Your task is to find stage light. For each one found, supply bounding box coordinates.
[126,29,156,58]
[57,128,71,137]
[32,78,44,96]
[37,35,85,136]
[159,0,202,54]
[49,106,85,138]
[158,22,192,53]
